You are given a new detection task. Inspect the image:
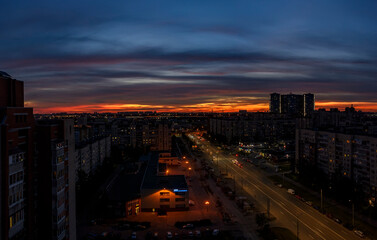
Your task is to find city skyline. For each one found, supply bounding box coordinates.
[1,1,377,113]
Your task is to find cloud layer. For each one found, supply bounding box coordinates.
[1,0,377,113]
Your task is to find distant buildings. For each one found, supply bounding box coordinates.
[74,124,111,178]
[270,93,315,116]
[110,118,173,152]
[0,72,35,240]
[130,120,172,152]
[209,113,296,143]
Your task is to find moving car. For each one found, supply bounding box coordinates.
[287,189,295,195]
[354,230,365,238]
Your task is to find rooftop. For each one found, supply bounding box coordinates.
[141,153,188,190]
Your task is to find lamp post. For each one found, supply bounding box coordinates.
[205,201,210,212]
[320,188,323,213]
[296,217,299,240]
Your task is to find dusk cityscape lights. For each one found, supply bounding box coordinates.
[1,1,377,240]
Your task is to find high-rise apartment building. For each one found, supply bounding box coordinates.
[0,72,35,240]
[296,129,377,198]
[35,119,76,240]
[304,93,315,116]
[129,119,172,152]
[281,94,304,115]
[270,93,281,114]
[270,93,315,116]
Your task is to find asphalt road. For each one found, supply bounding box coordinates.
[189,134,363,240]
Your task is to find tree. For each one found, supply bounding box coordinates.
[256,213,269,229]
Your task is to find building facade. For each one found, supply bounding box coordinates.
[75,135,111,178]
[141,154,189,212]
[209,113,296,143]
[296,129,377,198]
[0,72,35,240]
[35,120,76,240]
[270,93,315,116]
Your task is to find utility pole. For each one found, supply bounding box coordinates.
[241,177,244,192]
[352,203,355,227]
[320,188,323,213]
[233,175,236,194]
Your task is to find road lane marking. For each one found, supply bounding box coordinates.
[190,135,356,240]
[223,157,346,240]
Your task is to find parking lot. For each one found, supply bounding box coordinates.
[79,158,244,239]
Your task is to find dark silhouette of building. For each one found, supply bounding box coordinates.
[0,72,35,240]
[270,93,315,116]
[270,93,281,114]
[304,93,315,116]
[35,119,76,240]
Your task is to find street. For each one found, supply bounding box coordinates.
[188,134,364,240]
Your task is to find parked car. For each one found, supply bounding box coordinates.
[183,223,194,229]
[135,224,146,230]
[86,233,98,240]
[287,189,295,195]
[334,218,342,224]
[212,229,219,236]
[131,232,137,239]
[167,231,173,239]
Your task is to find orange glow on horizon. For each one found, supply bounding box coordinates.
[30,101,377,114]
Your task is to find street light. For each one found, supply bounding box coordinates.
[205,201,210,212]
[349,199,355,227]
[166,170,169,175]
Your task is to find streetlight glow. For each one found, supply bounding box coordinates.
[205,201,210,212]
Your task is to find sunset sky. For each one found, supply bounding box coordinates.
[1,1,377,113]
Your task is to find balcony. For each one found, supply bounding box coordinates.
[57,229,66,240]
[8,220,24,239]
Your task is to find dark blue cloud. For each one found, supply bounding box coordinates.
[0,0,377,112]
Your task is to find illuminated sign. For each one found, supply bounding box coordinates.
[173,189,187,193]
